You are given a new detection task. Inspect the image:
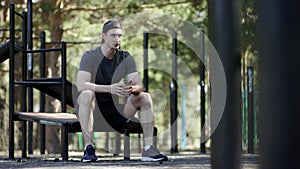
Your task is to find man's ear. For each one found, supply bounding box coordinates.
[102,33,106,41]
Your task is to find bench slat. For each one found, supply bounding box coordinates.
[14,112,78,125]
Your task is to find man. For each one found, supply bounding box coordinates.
[76,20,168,163]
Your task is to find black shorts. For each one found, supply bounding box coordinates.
[97,101,141,133]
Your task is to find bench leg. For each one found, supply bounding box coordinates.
[40,124,46,154]
[61,125,68,161]
[153,127,158,148]
[21,121,27,158]
[124,129,130,160]
[115,133,121,156]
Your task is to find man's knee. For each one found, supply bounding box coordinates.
[78,90,95,105]
[139,92,152,108]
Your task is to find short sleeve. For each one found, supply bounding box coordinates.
[124,52,137,74]
[79,51,94,73]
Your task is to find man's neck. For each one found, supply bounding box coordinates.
[101,44,116,59]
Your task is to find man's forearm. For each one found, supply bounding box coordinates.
[78,82,110,93]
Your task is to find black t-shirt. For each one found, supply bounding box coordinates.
[79,46,137,102]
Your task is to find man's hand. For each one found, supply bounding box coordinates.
[130,85,142,95]
[110,83,132,97]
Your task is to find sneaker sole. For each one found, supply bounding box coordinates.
[82,159,97,163]
[141,157,165,162]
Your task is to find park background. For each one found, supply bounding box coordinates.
[0,0,257,155]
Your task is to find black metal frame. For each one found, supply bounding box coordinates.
[8,3,70,160]
[143,31,206,154]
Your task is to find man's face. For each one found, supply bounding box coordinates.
[102,28,123,49]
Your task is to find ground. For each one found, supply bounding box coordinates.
[0,151,260,169]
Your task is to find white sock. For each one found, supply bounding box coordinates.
[144,145,151,151]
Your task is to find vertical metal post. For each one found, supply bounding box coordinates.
[143,32,149,92]
[61,125,68,161]
[247,66,254,153]
[105,132,109,153]
[200,30,206,153]
[170,31,178,153]
[208,0,241,168]
[21,10,28,159]
[61,41,68,160]
[258,1,300,168]
[27,0,34,155]
[61,41,67,112]
[124,129,130,160]
[39,31,46,155]
[181,83,186,150]
[9,3,15,160]
[142,32,149,153]
[115,133,121,155]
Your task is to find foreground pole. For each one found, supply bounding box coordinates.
[208,0,241,168]
[258,1,300,168]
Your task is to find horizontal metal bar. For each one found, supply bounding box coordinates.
[15,12,25,19]
[46,41,101,45]
[15,81,62,85]
[0,28,22,32]
[20,48,62,53]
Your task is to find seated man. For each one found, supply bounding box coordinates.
[76,20,168,163]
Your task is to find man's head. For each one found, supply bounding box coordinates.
[102,20,123,49]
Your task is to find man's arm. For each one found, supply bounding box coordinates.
[77,70,110,93]
[77,70,131,96]
[127,72,145,95]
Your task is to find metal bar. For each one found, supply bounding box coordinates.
[46,41,102,44]
[15,12,25,19]
[24,48,62,53]
[0,28,22,31]
[143,32,149,92]
[170,31,178,153]
[27,0,34,155]
[138,134,141,153]
[61,41,68,160]
[9,2,15,160]
[208,0,241,168]
[105,132,109,153]
[247,66,254,153]
[14,81,62,85]
[39,31,46,155]
[153,127,158,148]
[21,10,28,159]
[258,1,300,167]
[61,42,67,112]
[200,30,206,153]
[61,125,68,161]
[124,128,130,160]
[115,133,121,156]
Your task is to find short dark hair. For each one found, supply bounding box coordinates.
[102,20,122,33]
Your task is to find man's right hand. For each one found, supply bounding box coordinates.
[110,83,131,97]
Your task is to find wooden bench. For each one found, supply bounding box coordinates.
[13,112,81,160]
[13,111,157,161]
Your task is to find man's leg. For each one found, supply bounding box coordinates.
[124,92,154,146]
[77,90,97,162]
[124,92,168,161]
[77,90,95,147]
